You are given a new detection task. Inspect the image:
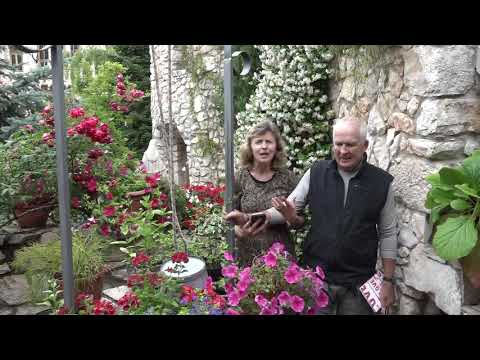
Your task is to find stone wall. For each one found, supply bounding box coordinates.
[329,45,480,314]
[143,45,224,185]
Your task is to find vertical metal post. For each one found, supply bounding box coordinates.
[51,46,74,311]
[224,45,235,253]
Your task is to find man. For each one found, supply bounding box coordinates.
[227,116,397,314]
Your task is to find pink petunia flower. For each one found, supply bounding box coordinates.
[315,265,326,280]
[225,308,241,315]
[238,267,251,282]
[270,242,285,254]
[263,251,278,268]
[290,295,305,313]
[315,290,329,309]
[105,192,114,201]
[237,279,250,293]
[284,263,304,284]
[221,264,238,279]
[278,291,291,307]
[255,294,269,308]
[227,291,241,307]
[223,251,234,262]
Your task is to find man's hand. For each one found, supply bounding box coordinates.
[272,196,297,224]
[379,281,395,312]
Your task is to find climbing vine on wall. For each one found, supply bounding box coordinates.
[236,45,336,175]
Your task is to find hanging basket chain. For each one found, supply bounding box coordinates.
[150,45,188,254]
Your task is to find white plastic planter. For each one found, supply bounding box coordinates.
[160,256,207,289]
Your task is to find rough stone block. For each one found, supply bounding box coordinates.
[408,138,466,160]
[403,244,462,314]
[0,263,11,275]
[389,154,447,212]
[399,226,419,249]
[0,275,30,306]
[404,45,476,97]
[368,106,387,135]
[397,280,426,300]
[389,112,415,135]
[464,135,480,156]
[416,97,480,137]
[399,294,423,315]
[398,246,411,258]
[15,303,50,315]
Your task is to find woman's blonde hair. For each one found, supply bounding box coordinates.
[239,120,288,170]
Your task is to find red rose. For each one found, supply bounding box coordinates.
[71,197,81,209]
[103,206,115,217]
[100,224,111,236]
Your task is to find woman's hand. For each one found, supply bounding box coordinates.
[235,212,271,238]
[224,209,249,226]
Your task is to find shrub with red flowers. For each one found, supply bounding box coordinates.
[183,183,225,225]
[109,73,145,115]
[220,243,329,315]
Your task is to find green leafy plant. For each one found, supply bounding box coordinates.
[0,126,57,220]
[188,208,229,270]
[425,149,480,287]
[12,229,106,301]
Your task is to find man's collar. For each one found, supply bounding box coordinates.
[328,153,368,175]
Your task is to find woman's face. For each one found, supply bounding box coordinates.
[251,131,277,167]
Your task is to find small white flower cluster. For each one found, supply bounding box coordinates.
[236,45,335,175]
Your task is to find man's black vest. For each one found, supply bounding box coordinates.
[301,157,393,287]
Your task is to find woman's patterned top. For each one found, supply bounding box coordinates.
[233,167,298,266]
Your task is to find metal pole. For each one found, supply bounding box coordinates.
[224,45,235,253]
[51,45,74,311]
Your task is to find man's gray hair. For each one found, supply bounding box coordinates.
[332,116,368,143]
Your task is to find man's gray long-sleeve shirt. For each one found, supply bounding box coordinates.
[267,168,398,259]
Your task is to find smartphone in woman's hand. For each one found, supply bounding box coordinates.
[250,212,267,224]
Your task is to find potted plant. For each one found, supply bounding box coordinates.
[425,149,480,288]
[219,242,329,315]
[0,126,57,228]
[188,208,229,281]
[12,229,108,302]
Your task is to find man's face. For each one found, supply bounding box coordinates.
[333,122,368,172]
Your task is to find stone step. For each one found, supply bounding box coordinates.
[461,305,480,315]
[0,250,6,264]
[103,285,129,302]
[0,263,11,275]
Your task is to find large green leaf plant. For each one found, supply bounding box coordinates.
[425,150,480,284]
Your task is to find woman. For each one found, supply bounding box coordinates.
[224,120,298,265]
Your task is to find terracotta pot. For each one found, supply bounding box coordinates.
[460,242,480,289]
[126,189,150,212]
[56,266,111,301]
[14,199,52,229]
